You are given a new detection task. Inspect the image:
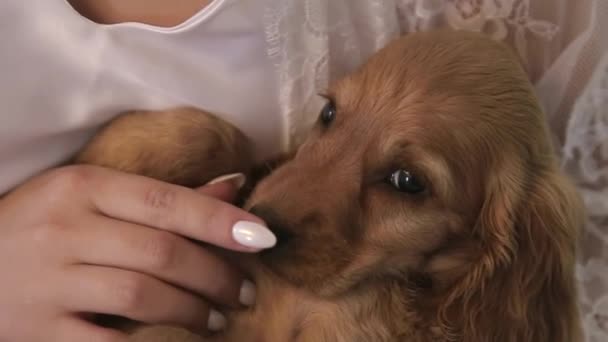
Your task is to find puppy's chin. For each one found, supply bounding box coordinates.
[259,238,358,298]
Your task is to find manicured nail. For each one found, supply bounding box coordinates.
[239,280,257,306]
[207,309,227,331]
[207,173,246,189]
[232,221,277,249]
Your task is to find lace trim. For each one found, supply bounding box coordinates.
[397,0,559,72]
[565,53,608,341]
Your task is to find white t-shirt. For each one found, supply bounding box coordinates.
[0,0,293,194]
[1,0,607,335]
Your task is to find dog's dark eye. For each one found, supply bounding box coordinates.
[319,101,337,125]
[388,170,425,194]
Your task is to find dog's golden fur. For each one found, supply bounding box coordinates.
[76,30,584,341]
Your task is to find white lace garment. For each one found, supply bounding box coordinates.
[263,1,608,340]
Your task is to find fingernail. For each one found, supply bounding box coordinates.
[207,173,246,189]
[232,221,277,249]
[207,309,227,331]
[239,280,256,306]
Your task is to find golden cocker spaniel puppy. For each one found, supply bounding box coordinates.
[77,30,584,342]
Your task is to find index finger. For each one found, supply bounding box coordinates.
[87,166,276,252]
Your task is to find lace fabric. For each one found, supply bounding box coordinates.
[567,52,608,342]
[263,0,608,340]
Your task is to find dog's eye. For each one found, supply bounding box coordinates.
[319,101,337,125]
[387,170,425,194]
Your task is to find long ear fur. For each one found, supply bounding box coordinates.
[439,158,584,342]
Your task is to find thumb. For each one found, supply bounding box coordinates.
[195,173,246,202]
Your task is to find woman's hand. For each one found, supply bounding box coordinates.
[0,165,275,342]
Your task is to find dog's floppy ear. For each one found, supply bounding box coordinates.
[439,156,583,342]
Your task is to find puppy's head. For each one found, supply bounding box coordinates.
[247,30,581,339]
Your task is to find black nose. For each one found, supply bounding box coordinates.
[249,205,294,246]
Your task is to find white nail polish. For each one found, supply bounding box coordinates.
[207,173,246,189]
[207,309,227,331]
[232,221,277,249]
[239,280,257,306]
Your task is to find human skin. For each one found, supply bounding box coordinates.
[67,0,213,27]
[0,165,277,341]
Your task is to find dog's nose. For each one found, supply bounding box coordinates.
[249,205,294,246]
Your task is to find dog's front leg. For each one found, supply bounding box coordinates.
[75,107,255,187]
